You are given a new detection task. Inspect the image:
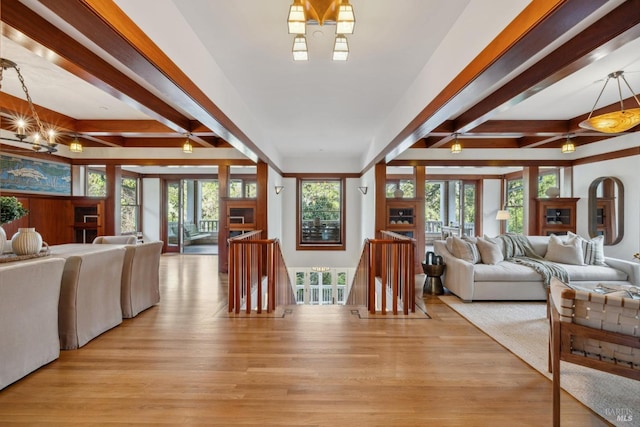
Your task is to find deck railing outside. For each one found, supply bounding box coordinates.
[228,230,296,313]
[346,230,416,315]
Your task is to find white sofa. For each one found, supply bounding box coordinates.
[0,257,66,390]
[434,235,640,302]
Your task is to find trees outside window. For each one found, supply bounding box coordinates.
[120,176,139,234]
[87,168,106,197]
[297,179,345,249]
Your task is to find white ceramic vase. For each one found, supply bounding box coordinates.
[11,227,43,255]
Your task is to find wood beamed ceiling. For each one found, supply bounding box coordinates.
[1,0,639,164]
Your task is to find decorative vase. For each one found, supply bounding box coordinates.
[11,227,43,255]
[394,187,404,198]
[0,226,6,254]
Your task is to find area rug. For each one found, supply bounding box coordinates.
[440,295,639,427]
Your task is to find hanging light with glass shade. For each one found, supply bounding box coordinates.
[450,133,462,154]
[579,71,640,133]
[561,134,575,154]
[182,134,193,153]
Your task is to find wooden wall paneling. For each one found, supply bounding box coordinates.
[104,165,122,235]
[28,197,73,244]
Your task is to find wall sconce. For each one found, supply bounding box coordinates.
[358,186,368,195]
[275,185,284,194]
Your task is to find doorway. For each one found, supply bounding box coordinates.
[164,179,219,254]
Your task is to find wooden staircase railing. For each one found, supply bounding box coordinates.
[228,231,296,313]
[346,230,416,314]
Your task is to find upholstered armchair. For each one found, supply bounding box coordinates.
[93,235,137,244]
[548,277,640,427]
[120,241,163,318]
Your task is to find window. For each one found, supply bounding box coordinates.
[506,177,524,234]
[120,176,139,235]
[297,178,345,250]
[229,179,256,198]
[538,167,559,197]
[87,168,106,197]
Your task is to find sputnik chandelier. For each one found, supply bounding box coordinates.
[0,58,68,153]
[287,0,355,61]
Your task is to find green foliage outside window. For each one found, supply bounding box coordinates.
[301,180,341,222]
[120,177,138,234]
[87,170,106,197]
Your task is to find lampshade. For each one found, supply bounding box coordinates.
[579,71,640,133]
[336,4,355,34]
[292,35,309,61]
[496,210,510,220]
[182,139,193,154]
[332,35,349,61]
[287,4,306,34]
[561,138,575,154]
[69,136,83,153]
[450,133,462,154]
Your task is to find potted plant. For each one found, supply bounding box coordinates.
[0,196,29,253]
[1,196,29,225]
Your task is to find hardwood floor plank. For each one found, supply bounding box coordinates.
[0,255,609,426]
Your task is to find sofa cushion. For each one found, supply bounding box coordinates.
[474,261,544,281]
[545,234,584,265]
[560,264,628,281]
[568,232,606,266]
[451,236,481,264]
[476,237,504,265]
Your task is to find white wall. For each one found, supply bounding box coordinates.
[483,179,502,237]
[360,167,376,242]
[267,166,283,242]
[574,154,640,259]
[142,178,161,243]
[282,177,363,269]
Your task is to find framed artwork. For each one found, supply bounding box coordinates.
[0,154,71,196]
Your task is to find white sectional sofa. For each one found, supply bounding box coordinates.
[434,235,640,302]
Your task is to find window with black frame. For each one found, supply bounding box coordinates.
[298,178,344,249]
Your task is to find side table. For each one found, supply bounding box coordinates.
[422,263,445,295]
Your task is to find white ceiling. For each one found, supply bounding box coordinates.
[1,0,639,173]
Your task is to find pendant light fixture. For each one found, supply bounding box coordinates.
[182,134,193,154]
[579,71,640,133]
[0,58,58,153]
[450,133,462,154]
[69,135,83,153]
[561,134,575,154]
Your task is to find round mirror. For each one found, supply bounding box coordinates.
[588,177,624,245]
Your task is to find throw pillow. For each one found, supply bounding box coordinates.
[476,237,504,265]
[568,232,606,266]
[451,236,481,264]
[544,234,585,265]
[483,234,506,257]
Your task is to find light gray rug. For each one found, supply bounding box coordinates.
[440,296,639,427]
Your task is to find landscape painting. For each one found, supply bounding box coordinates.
[0,154,71,195]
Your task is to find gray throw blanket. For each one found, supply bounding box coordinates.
[493,234,569,288]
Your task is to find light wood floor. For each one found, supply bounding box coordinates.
[0,254,609,426]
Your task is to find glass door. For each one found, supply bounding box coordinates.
[165,180,185,253]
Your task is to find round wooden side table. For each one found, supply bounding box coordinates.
[422,263,445,295]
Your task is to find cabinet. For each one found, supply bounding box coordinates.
[536,198,579,236]
[71,199,104,243]
[226,200,256,238]
[386,200,418,239]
